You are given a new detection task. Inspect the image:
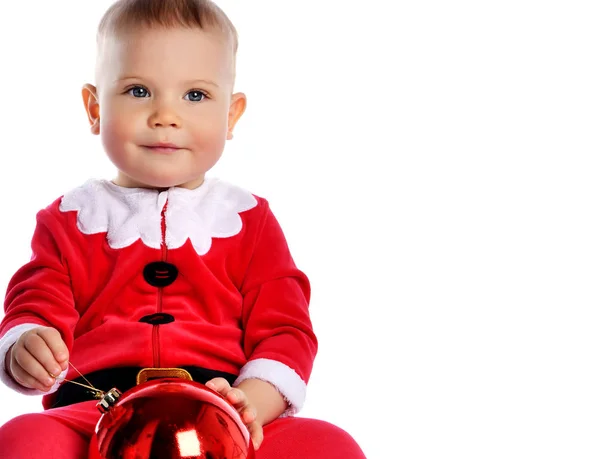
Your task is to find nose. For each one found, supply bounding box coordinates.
[148,102,182,129]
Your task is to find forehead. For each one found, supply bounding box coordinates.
[98,27,234,84]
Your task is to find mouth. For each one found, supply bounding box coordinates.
[142,143,183,154]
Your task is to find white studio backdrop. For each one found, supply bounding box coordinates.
[0,1,599,458]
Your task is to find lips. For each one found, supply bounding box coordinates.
[143,143,182,153]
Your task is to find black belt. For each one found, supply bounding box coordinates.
[50,366,238,408]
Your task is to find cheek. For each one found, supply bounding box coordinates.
[190,125,227,159]
[99,121,128,169]
[100,105,139,148]
[187,109,229,147]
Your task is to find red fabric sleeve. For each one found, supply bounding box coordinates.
[1,205,79,348]
[239,201,318,384]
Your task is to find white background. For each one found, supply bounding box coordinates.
[1,1,599,458]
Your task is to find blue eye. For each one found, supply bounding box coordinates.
[128,86,150,98]
[185,90,206,102]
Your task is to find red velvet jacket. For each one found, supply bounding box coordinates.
[0,178,317,414]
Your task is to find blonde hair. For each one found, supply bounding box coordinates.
[97,0,238,53]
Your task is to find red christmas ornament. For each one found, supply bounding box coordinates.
[88,375,254,459]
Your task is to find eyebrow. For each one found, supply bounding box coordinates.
[115,77,219,88]
[185,79,220,88]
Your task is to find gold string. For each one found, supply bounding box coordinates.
[58,379,103,396]
[68,361,95,390]
[54,362,104,399]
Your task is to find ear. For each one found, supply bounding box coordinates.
[82,84,100,135]
[227,92,247,140]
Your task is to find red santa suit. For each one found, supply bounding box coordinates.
[0,178,366,459]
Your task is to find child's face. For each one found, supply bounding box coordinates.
[83,27,245,189]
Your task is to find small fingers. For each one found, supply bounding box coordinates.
[205,380,258,444]
[37,328,69,370]
[225,387,250,410]
[247,421,264,450]
[205,377,231,395]
[205,379,247,408]
[240,404,257,424]
[10,347,55,391]
[22,333,63,378]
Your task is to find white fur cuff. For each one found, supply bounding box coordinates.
[233,358,307,417]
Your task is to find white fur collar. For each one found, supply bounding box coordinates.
[59,178,258,255]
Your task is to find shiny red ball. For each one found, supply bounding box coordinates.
[88,378,254,459]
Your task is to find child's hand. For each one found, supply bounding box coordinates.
[4,326,69,391]
[205,377,263,449]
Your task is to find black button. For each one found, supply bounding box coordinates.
[143,262,178,287]
[139,313,175,325]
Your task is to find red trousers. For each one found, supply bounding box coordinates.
[0,401,366,459]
